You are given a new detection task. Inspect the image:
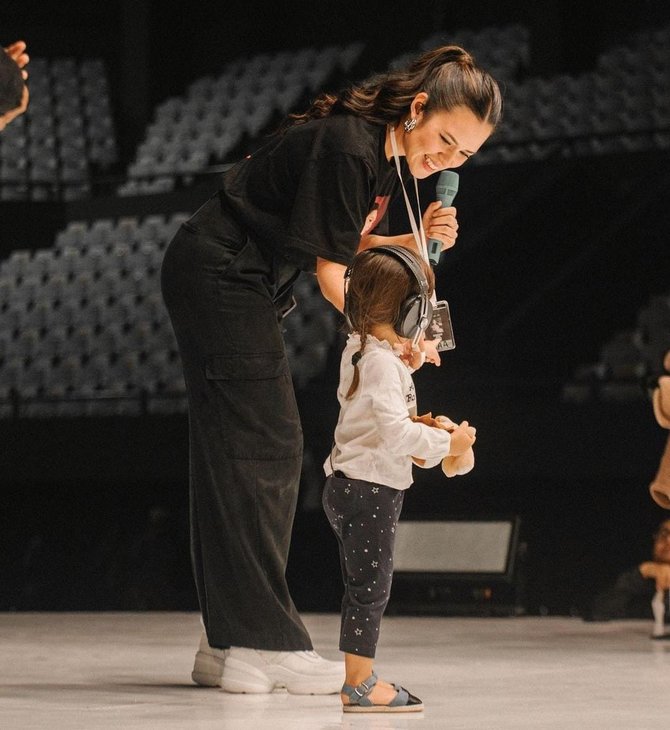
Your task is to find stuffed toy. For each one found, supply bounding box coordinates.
[411,412,475,477]
[650,351,670,508]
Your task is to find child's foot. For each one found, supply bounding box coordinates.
[341,677,398,707]
[341,673,423,712]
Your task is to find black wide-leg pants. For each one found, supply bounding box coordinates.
[160,221,312,651]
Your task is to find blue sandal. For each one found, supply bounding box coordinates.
[341,672,424,713]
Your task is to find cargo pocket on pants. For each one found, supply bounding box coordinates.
[204,351,302,460]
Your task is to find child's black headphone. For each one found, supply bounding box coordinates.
[343,245,433,342]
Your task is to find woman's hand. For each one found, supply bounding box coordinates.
[4,40,29,79]
[422,200,458,253]
[0,41,30,132]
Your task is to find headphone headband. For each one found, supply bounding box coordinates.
[371,245,429,297]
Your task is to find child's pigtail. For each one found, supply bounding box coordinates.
[345,332,367,399]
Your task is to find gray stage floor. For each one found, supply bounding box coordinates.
[2,611,670,729]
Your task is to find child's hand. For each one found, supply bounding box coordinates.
[394,334,440,371]
[448,420,476,456]
[394,341,426,371]
[414,415,476,477]
[422,337,441,366]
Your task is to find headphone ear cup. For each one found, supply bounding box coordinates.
[395,294,423,338]
[395,295,434,339]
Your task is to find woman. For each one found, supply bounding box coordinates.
[160,44,501,695]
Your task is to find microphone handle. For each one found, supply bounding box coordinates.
[428,171,459,265]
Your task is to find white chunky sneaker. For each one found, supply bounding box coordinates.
[221,647,344,695]
[191,631,228,687]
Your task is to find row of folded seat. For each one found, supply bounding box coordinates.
[118,41,364,196]
[0,212,339,418]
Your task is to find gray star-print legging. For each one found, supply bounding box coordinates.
[322,473,405,658]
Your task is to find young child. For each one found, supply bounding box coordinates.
[322,245,477,713]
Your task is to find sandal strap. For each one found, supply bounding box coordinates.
[341,673,378,706]
[389,685,410,706]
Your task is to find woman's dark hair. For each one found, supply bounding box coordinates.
[344,247,435,399]
[0,50,24,116]
[283,45,502,132]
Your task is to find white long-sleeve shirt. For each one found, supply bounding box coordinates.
[323,334,453,490]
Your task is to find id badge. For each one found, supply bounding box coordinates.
[426,299,455,351]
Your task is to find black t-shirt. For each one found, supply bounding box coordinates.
[187,114,401,273]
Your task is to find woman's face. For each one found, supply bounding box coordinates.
[399,96,494,178]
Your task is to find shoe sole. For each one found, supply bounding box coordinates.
[343,703,424,713]
[191,651,224,687]
[221,656,340,695]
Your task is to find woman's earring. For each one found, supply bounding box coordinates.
[403,118,417,133]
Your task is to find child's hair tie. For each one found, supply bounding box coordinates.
[351,351,362,366]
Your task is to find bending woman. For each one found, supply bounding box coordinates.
[160,44,502,695]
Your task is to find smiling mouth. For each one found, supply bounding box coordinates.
[424,155,438,170]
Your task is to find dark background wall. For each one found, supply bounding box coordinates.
[1,0,669,616]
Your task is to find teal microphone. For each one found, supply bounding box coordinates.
[427,170,459,266]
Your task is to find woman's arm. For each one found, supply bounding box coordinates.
[315,235,425,314]
[317,198,458,316]
[315,232,415,313]
[315,258,348,313]
[0,85,29,131]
